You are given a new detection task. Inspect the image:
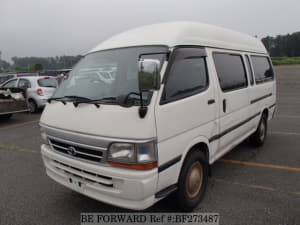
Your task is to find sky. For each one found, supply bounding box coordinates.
[0,0,299,62]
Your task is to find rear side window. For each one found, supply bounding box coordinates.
[251,56,274,83]
[213,53,247,92]
[38,78,57,88]
[18,79,31,88]
[245,55,254,85]
[163,48,208,102]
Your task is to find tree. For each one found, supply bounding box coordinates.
[0,59,11,70]
[34,63,43,72]
[11,55,82,70]
[261,31,300,57]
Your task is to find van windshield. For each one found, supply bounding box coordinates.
[53,46,167,105]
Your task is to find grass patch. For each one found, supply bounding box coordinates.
[271,57,300,65]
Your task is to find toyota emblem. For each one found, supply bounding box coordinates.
[67,146,76,156]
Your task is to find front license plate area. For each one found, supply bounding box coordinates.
[68,176,85,190]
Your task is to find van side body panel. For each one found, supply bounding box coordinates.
[155,48,219,191]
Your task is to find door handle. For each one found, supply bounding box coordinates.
[223,99,227,113]
[207,99,215,105]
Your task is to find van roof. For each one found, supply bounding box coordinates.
[89,22,267,54]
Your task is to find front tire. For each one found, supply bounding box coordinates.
[176,150,208,212]
[250,113,267,147]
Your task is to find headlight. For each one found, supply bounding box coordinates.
[40,127,48,144]
[108,143,135,163]
[108,141,157,170]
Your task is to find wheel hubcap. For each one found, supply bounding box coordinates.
[186,162,203,198]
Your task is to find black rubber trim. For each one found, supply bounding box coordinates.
[208,99,215,105]
[250,93,272,104]
[158,155,182,173]
[155,184,178,199]
[209,112,261,143]
[269,103,276,109]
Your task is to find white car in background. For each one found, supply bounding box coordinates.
[0,76,57,112]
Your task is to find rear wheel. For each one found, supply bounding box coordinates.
[176,150,208,211]
[0,114,13,120]
[28,99,38,113]
[250,113,267,147]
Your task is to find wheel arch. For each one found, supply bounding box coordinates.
[262,108,269,120]
[180,137,211,178]
[28,97,36,103]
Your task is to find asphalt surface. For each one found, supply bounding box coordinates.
[0,65,299,225]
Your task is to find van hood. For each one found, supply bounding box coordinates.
[40,102,157,139]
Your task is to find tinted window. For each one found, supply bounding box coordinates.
[18,79,31,88]
[245,55,254,85]
[38,78,57,87]
[213,53,247,91]
[2,79,17,88]
[251,56,274,83]
[164,48,208,101]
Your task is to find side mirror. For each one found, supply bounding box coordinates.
[138,59,161,92]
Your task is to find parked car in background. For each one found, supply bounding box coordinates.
[0,87,28,119]
[0,72,38,85]
[0,76,57,113]
[39,69,72,77]
[0,73,15,85]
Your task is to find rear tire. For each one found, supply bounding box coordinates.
[250,113,267,147]
[0,114,13,120]
[28,99,38,113]
[176,150,208,212]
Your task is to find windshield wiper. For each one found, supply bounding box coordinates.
[64,95,92,101]
[73,97,117,108]
[47,96,67,104]
[48,95,92,105]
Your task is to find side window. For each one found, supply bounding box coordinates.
[18,79,31,88]
[251,56,274,83]
[2,79,17,88]
[163,48,208,102]
[245,55,254,85]
[213,52,247,92]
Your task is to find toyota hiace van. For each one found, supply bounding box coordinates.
[40,22,276,211]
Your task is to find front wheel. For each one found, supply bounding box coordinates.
[250,114,267,147]
[176,151,208,212]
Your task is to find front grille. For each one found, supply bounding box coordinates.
[52,160,113,188]
[49,138,104,163]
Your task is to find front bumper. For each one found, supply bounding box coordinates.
[41,144,159,210]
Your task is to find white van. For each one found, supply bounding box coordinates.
[40,22,276,211]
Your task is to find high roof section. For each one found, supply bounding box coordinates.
[89,22,267,54]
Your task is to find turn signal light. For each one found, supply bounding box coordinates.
[108,161,157,170]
